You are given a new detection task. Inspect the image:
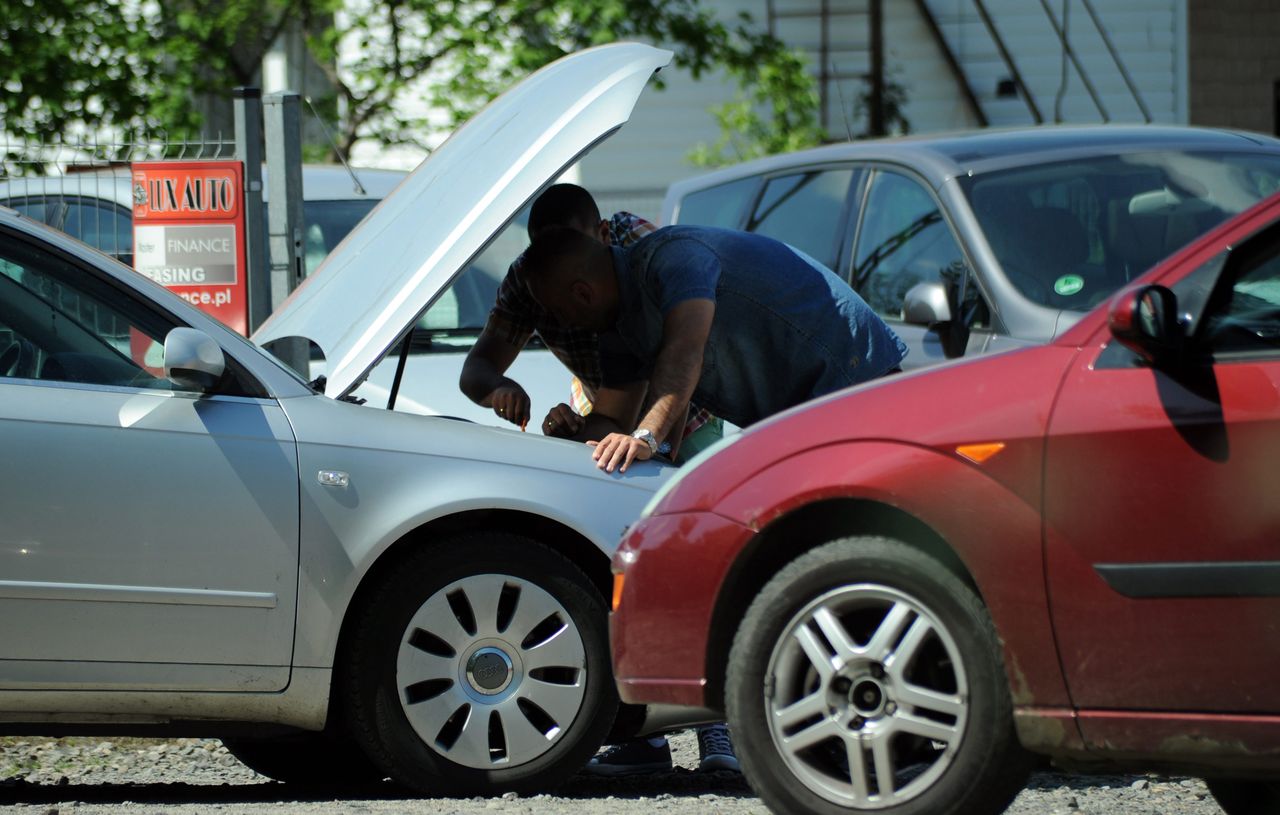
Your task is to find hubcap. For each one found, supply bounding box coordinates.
[466,647,514,694]
[764,583,968,809]
[396,574,587,770]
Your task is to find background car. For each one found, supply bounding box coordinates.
[0,164,406,274]
[612,190,1280,814]
[0,43,676,796]
[663,125,1280,372]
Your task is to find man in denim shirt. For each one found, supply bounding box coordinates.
[522,224,907,472]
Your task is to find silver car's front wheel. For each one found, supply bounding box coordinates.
[343,534,616,796]
[727,536,1032,815]
[396,573,587,769]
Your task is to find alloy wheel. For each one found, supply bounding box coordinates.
[764,582,968,809]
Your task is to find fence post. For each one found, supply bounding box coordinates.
[234,87,271,334]
[264,91,309,375]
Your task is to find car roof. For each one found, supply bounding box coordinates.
[667,125,1280,194]
[0,164,406,208]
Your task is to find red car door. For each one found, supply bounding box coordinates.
[1043,221,1280,716]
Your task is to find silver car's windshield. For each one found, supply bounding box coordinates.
[961,150,1280,311]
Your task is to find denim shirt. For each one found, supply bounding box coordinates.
[602,226,908,427]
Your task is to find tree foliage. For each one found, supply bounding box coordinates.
[0,0,822,165]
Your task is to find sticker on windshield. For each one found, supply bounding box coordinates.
[1054,274,1085,296]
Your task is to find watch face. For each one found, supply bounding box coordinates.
[632,429,658,453]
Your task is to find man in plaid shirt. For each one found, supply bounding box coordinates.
[460,183,720,462]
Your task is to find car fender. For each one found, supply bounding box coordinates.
[712,439,1071,709]
[279,395,666,669]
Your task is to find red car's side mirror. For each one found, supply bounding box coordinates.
[1108,284,1185,366]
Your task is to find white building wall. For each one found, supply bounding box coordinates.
[332,0,1187,222]
[922,0,1183,127]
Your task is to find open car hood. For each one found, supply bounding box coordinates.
[252,42,672,397]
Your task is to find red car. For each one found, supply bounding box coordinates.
[611,192,1280,815]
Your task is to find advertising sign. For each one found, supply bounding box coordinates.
[131,161,248,334]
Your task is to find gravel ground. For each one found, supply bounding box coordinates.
[0,734,1227,814]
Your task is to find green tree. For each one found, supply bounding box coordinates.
[0,0,821,165]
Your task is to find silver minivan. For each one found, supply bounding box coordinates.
[663,126,1280,369]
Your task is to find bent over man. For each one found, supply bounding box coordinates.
[459,184,721,460]
[521,224,908,472]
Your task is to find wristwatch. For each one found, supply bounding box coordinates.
[632,428,659,455]
[632,428,670,456]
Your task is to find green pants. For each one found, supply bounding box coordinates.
[674,416,724,466]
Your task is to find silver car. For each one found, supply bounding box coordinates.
[663,126,1280,369]
[0,43,674,795]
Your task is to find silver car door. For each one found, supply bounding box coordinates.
[0,230,299,692]
[852,167,990,370]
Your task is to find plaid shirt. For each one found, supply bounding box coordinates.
[491,212,712,438]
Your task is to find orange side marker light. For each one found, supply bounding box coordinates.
[612,574,625,611]
[955,442,1005,464]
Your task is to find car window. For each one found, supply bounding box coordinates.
[746,169,855,270]
[964,151,1280,311]
[8,199,50,224]
[262,199,380,277]
[853,168,975,323]
[5,195,134,265]
[674,177,758,228]
[61,198,134,264]
[1200,237,1280,354]
[414,211,531,349]
[0,234,174,388]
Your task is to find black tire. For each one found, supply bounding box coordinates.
[221,731,387,787]
[1207,779,1280,814]
[340,533,617,796]
[726,536,1033,815]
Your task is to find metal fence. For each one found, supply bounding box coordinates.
[0,135,237,265]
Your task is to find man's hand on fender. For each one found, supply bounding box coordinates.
[587,432,652,473]
[541,403,585,438]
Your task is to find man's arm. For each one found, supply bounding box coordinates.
[460,314,532,426]
[589,299,714,472]
[543,381,647,439]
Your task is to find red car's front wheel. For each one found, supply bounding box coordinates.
[727,536,1032,815]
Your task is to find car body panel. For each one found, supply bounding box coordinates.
[1042,196,1280,719]
[1072,713,1280,770]
[254,43,674,399]
[0,380,298,692]
[275,392,667,668]
[611,510,752,707]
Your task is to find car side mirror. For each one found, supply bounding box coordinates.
[164,327,226,392]
[1108,284,1184,366]
[902,281,952,326]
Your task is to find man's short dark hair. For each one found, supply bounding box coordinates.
[528,184,601,237]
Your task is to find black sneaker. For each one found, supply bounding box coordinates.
[582,738,673,776]
[697,724,741,773]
